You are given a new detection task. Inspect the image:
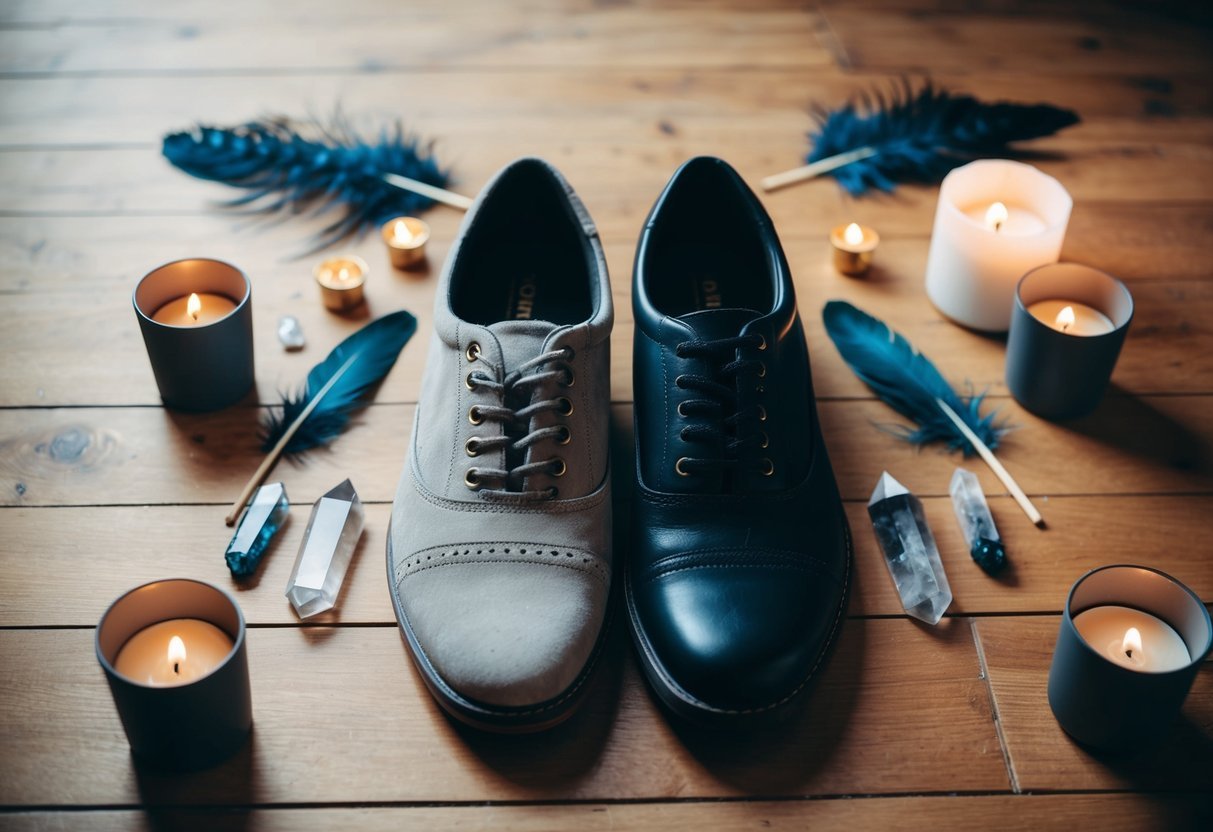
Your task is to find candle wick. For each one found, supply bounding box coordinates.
[993,220,1003,233]
[1124,649,1133,659]
[173,662,180,674]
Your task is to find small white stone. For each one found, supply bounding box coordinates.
[277,315,306,350]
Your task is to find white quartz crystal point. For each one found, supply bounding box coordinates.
[867,471,953,625]
[285,479,365,619]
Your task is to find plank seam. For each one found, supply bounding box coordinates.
[970,617,1021,794]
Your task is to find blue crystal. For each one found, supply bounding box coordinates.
[226,482,289,577]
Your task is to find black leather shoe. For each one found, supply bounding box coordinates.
[627,157,851,723]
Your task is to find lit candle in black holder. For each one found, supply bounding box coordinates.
[1048,565,1211,752]
[1005,263,1133,420]
[134,259,255,411]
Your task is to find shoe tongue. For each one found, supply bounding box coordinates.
[677,307,762,341]
[486,319,560,371]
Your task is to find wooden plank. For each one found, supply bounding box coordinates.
[2,394,1210,508]
[978,616,1213,792]
[822,6,1213,76]
[0,8,834,74]
[0,619,1006,805]
[3,495,1212,628]
[1,218,1211,406]
[4,794,1211,832]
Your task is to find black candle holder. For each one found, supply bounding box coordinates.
[1005,263,1133,420]
[96,579,253,771]
[1047,565,1211,752]
[134,258,254,412]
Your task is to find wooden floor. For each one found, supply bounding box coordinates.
[1,0,1211,829]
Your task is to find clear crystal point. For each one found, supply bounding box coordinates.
[277,315,306,350]
[867,471,952,624]
[949,468,1007,575]
[285,479,364,618]
[225,482,289,578]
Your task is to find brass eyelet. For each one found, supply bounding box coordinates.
[756,334,767,351]
[757,363,767,378]
[556,425,572,445]
[675,457,692,477]
[562,368,576,388]
[551,458,567,477]
[464,468,482,488]
[760,431,769,449]
[465,342,481,362]
[557,397,574,416]
[468,406,484,426]
[465,437,481,457]
[465,372,477,390]
[760,458,775,476]
[677,401,690,418]
[757,404,768,422]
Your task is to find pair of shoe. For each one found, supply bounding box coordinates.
[387,157,851,731]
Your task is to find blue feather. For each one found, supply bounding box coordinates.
[807,80,1080,196]
[163,115,451,252]
[262,310,417,455]
[822,301,1004,454]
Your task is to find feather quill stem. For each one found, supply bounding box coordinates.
[225,355,358,526]
[381,172,472,210]
[936,398,1044,527]
[761,146,878,192]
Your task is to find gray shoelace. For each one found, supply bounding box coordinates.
[464,346,574,501]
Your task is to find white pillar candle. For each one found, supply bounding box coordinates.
[1072,605,1191,673]
[925,160,1072,333]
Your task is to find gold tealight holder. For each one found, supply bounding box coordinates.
[314,255,368,312]
[381,216,430,270]
[830,222,879,276]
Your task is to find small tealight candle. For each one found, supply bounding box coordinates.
[151,292,238,327]
[381,216,430,270]
[314,255,368,311]
[1026,299,1115,336]
[830,222,879,276]
[1071,605,1191,673]
[114,618,235,686]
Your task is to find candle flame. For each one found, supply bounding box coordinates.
[843,223,865,246]
[337,267,351,283]
[167,635,186,672]
[985,201,1009,232]
[186,293,202,321]
[1056,305,1076,332]
[393,219,414,244]
[1122,626,1142,659]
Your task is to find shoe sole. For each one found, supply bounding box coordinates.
[386,521,612,733]
[624,510,853,726]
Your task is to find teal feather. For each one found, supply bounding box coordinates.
[262,310,417,455]
[822,300,1004,454]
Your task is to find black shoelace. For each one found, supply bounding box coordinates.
[673,333,773,480]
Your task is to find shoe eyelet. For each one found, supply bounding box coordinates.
[675,457,692,477]
[757,405,768,422]
[760,431,769,449]
[464,468,482,488]
[468,406,484,426]
[465,372,478,390]
[757,363,767,378]
[755,384,765,394]
[755,334,767,351]
[760,458,775,476]
[562,346,576,360]
[556,425,572,445]
[551,458,567,477]
[557,397,574,416]
[674,375,687,389]
[562,368,576,388]
[547,486,560,499]
[465,437,481,457]
[677,401,690,418]
[465,342,481,362]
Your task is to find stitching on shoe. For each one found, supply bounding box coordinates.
[394,541,607,586]
[646,547,840,581]
[399,556,607,585]
[627,513,853,717]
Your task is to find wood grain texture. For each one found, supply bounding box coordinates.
[2,394,1210,509]
[2,495,1212,628]
[4,794,1212,832]
[977,616,1213,793]
[0,619,1006,806]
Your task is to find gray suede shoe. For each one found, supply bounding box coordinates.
[388,158,613,731]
